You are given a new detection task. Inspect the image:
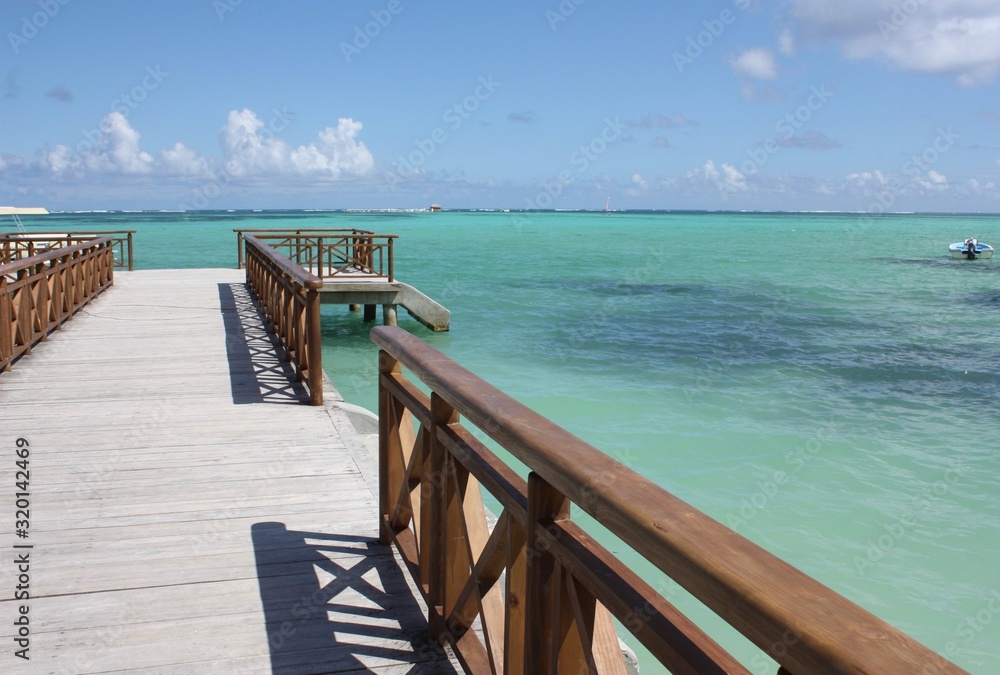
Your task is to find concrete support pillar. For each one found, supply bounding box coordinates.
[364,304,377,321]
[349,304,360,312]
[383,304,397,326]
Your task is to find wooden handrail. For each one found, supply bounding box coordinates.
[234,228,375,270]
[244,234,324,291]
[235,230,397,281]
[372,325,966,674]
[1,238,115,373]
[243,234,324,405]
[1,231,135,270]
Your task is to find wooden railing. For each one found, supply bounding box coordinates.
[235,229,395,281]
[1,231,135,270]
[373,325,967,675]
[1,238,115,373]
[243,234,324,405]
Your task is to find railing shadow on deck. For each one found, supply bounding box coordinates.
[218,283,310,405]
[243,234,325,405]
[251,522,459,674]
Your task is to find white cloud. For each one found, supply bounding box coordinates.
[625,172,650,197]
[219,108,292,176]
[845,169,889,187]
[160,142,209,176]
[914,169,949,191]
[688,160,748,194]
[964,177,997,194]
[42,112,154,176]
[40,145,76,173]
[30,108,373,183]
[721,162,748,191]
[729,48,778,79]
[693,159,720,182]
[289,119,374,177]
[778,29,796,55]
[843,164,967,198]
[787,0,1000,86]
[100,112,155,174]
[221,109,373,178]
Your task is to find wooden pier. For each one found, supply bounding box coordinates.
[1,233,969,674]
[0,268,459,672]
[236,230,450,332]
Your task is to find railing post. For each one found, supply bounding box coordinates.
[378,350,401,546]
[427,392,455,635]
[127,232,134,271]
[506,517,528,675]
[383,304,397,326]
[50,253,64,324]
[305,287,323,405]
[388,237,394,282]
[107,243,116,285]
[237,231,244,269]
[15,268,29,355]
[0,278,11,371]
[36,260,50,340]
[525,472,572,674]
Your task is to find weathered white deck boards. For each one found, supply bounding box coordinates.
[0,269,459,674]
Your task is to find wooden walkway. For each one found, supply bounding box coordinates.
[0,269,459,673]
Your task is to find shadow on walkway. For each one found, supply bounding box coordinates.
[218,283,308,405]
[251,522,457,673]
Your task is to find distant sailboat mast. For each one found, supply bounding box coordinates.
[605,197,610,215]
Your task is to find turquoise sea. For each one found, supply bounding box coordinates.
[15,209,1000,673]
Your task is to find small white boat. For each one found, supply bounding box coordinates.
[949,238,994,260]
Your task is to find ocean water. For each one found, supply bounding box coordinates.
[15,209,1000,672]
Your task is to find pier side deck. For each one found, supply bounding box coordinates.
[0,269,457,673]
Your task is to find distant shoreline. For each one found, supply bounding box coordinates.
[27,208,1000,217]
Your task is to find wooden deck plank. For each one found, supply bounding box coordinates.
[0,269,458,673]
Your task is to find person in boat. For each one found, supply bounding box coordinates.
[965,238,978,256]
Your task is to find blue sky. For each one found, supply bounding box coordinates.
[1,0,999,211]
